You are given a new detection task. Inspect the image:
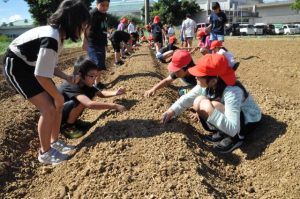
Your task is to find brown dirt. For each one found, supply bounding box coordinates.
[0,38,299,198]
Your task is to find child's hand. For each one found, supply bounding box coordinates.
[189,112,200,122]
[116,88,126,95]
[161,109,175,124]
[144,89,155,97]
[115,104,127,112]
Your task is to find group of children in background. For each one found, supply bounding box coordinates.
[2,0,261,165]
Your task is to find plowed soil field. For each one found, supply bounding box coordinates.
[0,37,299,198]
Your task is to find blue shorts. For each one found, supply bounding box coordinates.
[209,33,224,42]
[87,45,106,71]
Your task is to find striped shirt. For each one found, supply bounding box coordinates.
[9,25,63,78]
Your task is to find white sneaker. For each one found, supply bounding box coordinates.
[51,140,76,154]
[38,148,69,165]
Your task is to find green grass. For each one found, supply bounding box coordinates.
[0,39,82,55]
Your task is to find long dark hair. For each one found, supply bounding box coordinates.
[48,0,90,42]
[205,76,227,101]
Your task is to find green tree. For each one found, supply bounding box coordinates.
[24,0,93,25]
[291,0,300,10]
[144,0,200,26]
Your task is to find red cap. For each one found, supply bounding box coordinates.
[188,54,236,86]
[196,31,206,38]
[169,35,177,44]
[120,18,128,24]
[168,50,192,72]
[148,34,154,41]
[210,40,223,50]
[153,16,160,23]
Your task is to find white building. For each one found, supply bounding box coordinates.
[194,0,300,24]
[0,20,34,38]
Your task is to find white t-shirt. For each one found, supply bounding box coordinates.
[128,23,135,34]
[217,49,236,68]
[168,27,175,36]
[182,18,197,38]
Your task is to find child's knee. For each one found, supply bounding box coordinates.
[193,96,208,111]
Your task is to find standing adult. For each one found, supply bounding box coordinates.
[181,13,197,51]
[207,2,228,42]
[127,20,135,34]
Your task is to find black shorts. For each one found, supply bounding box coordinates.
[153,34,163,44]
[111,39,122,53]
[3,50,45,99]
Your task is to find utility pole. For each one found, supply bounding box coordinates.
[145,0,150,25]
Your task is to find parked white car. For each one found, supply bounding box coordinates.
[283,24,297,35]
[239,24,255,35]
[254,24,264,35]
[275,27,284,34]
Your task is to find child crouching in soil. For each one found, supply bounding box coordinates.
[110,30,134,66]
[58,56,127,138]
[162,54,261,153]
[145,50,197,97]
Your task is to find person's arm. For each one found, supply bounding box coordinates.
[206,87,243,137]
[54,68,79,84]
[81,25,90,51]
[144,76,174,97]
[35,76,64,109]
[97,87,125,98]
[76,94,126,112]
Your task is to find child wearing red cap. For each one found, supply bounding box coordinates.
[191,30,211,55]
[155,36,178,63]
[117,17,128,31]
[145,50,197,97]
[210,40,239,70]
[162,54,261,153]
[151,15,164,53]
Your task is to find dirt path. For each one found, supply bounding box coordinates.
[0,38,299,198]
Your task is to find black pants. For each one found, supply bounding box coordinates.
[199,112,260,138]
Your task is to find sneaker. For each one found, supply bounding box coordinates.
[204,131,225,143]
[214,136,244,153]
[38,147,69,165]
[62,125,85,139]
[51,140,76,154]
[114,60,124,66]
[124,52,130,56]
[121,56,127,59]
[75,120,92,131]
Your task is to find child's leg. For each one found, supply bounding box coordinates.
[28,92,57,153]
[163,50,174,60]
[66,104,85,124]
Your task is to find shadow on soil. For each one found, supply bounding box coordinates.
[240,114,287,160]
